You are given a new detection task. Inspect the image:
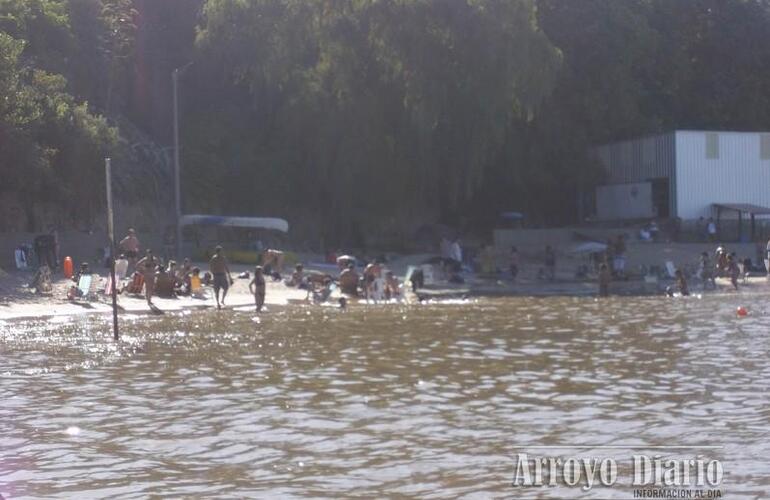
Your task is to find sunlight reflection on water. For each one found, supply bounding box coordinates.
[1,294,769,498]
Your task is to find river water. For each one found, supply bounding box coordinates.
[1,294,769,499]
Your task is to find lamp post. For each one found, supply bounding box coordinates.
[172,62,192,259]
[105,158,119,341]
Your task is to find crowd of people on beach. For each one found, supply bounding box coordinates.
[83,229,406,312]
[24,220,770,309]
[114,229,255,310]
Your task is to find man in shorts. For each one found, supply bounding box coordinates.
[209,245,233,309]
[120,228,141,270]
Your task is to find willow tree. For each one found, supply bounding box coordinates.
[190,0,560,243]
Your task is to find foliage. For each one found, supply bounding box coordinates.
[3,0,770,240]
[0,1,118,229]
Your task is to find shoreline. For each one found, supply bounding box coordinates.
[2,265,767,323]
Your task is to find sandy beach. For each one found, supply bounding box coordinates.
[0,263,313,321]
[1,255,766,322]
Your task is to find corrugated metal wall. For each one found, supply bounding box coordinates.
[675,131,770,219]
[596,182,654,220]
[594,132,676,216]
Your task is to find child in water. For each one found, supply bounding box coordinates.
[666,269,690,297]
[249,266,266,312]
[675,269,690,296]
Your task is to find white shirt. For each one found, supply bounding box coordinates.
[449,242,462,263]
[115,258,129,280]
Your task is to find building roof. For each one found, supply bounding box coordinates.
[712,203,770,215]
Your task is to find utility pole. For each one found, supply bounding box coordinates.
[105,158,119,341]
[172,68,182,259]
[173,62,193,259]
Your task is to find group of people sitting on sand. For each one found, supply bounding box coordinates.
[281,256,402,303]
[119,250,209,305]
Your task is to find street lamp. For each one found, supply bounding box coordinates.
[172,62,193,259]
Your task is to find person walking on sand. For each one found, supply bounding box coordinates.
[249,266,266,312]
[135,249,158,306]
[209,245,233,309]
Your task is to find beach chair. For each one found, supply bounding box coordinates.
[104,274,113,296]
[77,274,92,295]
[404,266,415,285]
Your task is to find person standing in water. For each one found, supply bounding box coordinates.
[249,266,266,312]
[675,269,690,296]
[135,249,158,306]
[544,245,556,281]
[598,263,611,297]
[209,245,233,309]
[727,254,740,290]
[700,252,716,290]
[509,246,519,281]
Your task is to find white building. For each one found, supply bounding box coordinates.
[595,130,770,221]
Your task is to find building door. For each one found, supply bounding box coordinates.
[650,178,670,218]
